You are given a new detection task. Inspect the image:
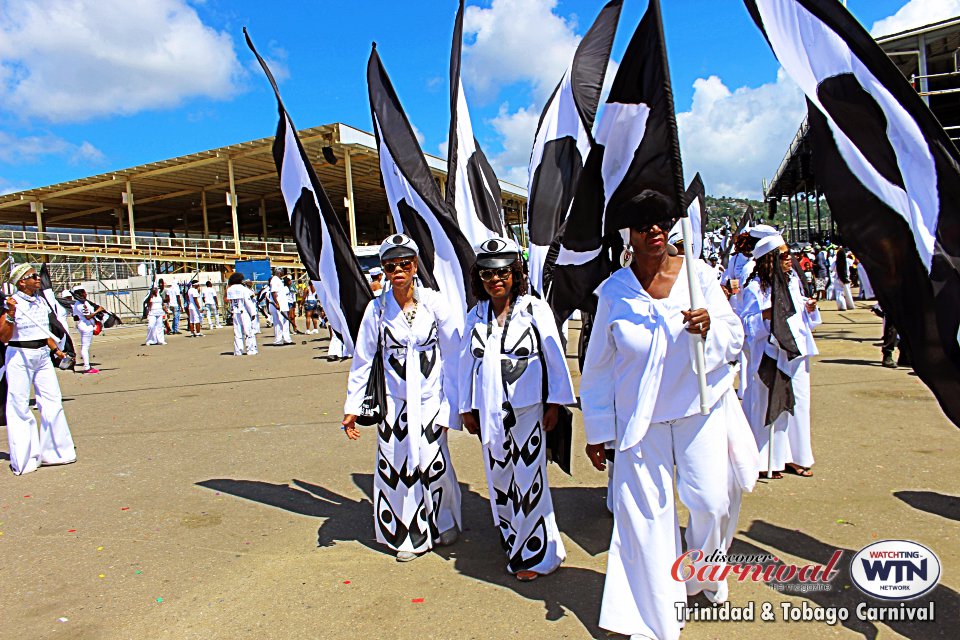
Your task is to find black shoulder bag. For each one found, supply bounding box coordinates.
[530,309,573,475]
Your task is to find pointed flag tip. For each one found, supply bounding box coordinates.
[372,41,377,50]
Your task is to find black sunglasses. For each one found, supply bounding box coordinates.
[382,260,414,274]
[20,273,40,281]
[631,218,677,234]
[479,267,513,282]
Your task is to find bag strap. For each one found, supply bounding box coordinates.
[526,301,549,406]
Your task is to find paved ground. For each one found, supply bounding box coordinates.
[0,304,956,640]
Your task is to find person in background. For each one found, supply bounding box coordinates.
[144,285,168,346]
[707,254,724,280]
[164,279,182,335]
[2,263,76,475]
[303,281,320,334]
[285,275,303,335]
[369,267,384,297]
[187,280,204,337]
[245,280,263,334]
[269,268,292,345]
[201,281,222,330]
[70,286,103,374]
[226,272,258,356]
[814,245,829,301]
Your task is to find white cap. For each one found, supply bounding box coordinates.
[475,236,520,268]
[379,233,419,260]
[368,267,383,277]
[752,225,786,259]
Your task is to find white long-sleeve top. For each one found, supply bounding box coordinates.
[739,272,821,376]
[344,287,461,429]
[580,259,744,452]
[72,299,96,331]
[458,294,575,457]
[226,284,257,319]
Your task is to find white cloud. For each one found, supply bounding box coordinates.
[0,131,106,166]
[488,104,541,186]
[462,0,580,105]
[0,0,244,122]
[676,70,805,198]
[410,123,426,146]
[871,0,960,37]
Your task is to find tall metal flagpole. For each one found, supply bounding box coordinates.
[680,216,709,415]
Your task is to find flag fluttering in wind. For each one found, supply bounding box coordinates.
[745,0,960,428]
[245,29,372,352]
[669,172,707,258]
[548,0,685,325]
[446,0,505,247]
[528,0,622,296]
[38,264,76,359]
[368,43,476,326]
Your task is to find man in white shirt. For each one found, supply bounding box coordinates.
[201,281,222,330]
[269,268,292,345]
[187,281,204,337]
[1,263,76,475]
[70,286,103,374]
[164,280,183,334]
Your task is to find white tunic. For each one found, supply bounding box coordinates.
[226,284,256,318]
[269,276,290,312]
[71,299,96,332]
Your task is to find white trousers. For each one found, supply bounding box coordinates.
[748,357,814,471]
[188,304,201,325]
[232,310,258,355]
[5,347,76,475]
[832,278,854,310]
[600,400,736,640]
[271,307,291,344]
[251,309,262,334]
[146,314,166,345]
[78,327,93,370]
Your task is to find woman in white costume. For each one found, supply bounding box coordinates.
[2,263,76,475]
[187,280,204,337]
[740,230,820,479]
[144,286,167,345]
[581,216,758,640]
[245,280,263,334]
[459,238,575,582]
[829,247,855,310]
[70,286,103,374]
[342,234,462,562]
[226,272,258,356]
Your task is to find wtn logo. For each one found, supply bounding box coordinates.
[851,541,940,600]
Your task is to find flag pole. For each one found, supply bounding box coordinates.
[679,216,709,415]
[767,423,775,480]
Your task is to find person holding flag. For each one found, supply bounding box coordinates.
[342,234,462,562]
[2,263,76,475]
[580,216,756,639]
[740,228,820,479]
[70,286,103,374]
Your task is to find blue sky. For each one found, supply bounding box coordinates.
[0,0,952,199]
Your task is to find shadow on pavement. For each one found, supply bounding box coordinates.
[894,491,960,522]
[198,473,609,638]
[737,520,958,639]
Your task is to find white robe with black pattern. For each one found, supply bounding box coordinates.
[345,288,462,554]
[458,294,575,575]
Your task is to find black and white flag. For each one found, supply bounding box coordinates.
[528,0,622,296]
[721,204,754,269]
[245,29,372,352]
[368,44,476,327]
[669,172,707,258]
[548,0,685,324]
[746,0,960,427]
[446,0,505,247]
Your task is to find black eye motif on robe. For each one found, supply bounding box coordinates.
[383,327,406,378]
[376,491,408,549]
[429,487,443,540]
[377,450,420,490]
[508,516,548,573]
[500,327,536,385]
[378,402,409,443]
[422,408,444,444]
[470,326,485,359]
[508,467,544,517]
[510,421,543,467]
[498,516,517,553]
[409,497,430,550]
[418,322,439,378]
[421,446,448,485]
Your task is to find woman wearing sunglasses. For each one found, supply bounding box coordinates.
[739,228,820,480]
[458,237,575,582]
[342,234,462,562]
[580,214,756,640]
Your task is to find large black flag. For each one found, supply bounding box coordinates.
[721,205,755,269]
[368,44,476,327]
[446,0,505,247]
[528,0,622,296]
[669,172,707,258]
[548,0,685,325]
[38,264,76,359]
[245,29,372,350]
[745,0,960,427]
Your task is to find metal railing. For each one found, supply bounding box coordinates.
[0,229,302,261]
